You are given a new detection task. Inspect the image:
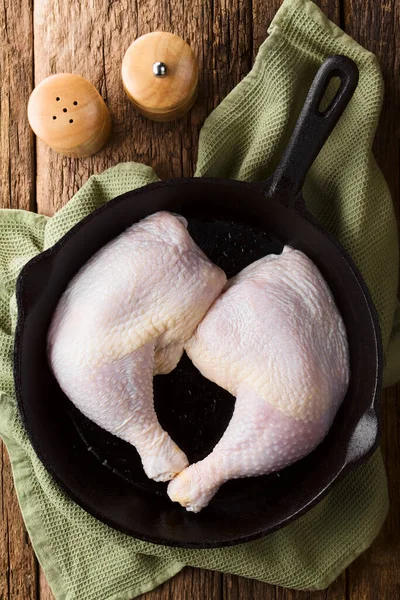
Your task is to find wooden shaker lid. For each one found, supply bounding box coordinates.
[122,32,198,122]
[27,74,112,158]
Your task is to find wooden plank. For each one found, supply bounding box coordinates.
[223,572,347,600]
[344,386,400,600]
[252,0,340,65]
[39,567,57,600]
[314,0,341,23]
[33,0,248,596]
[343,1,400,598]
[0,0,35,210]
[343,0,400,215]
[221,1,277,597]
[0,0,37,598]
[139,567,221,600]
[1,443,38,600]
[223,574,276,600]
[252,0,280,55]
[224,1,343,598]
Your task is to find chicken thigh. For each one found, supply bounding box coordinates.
[168,246,349,511]
[48,211,227,482]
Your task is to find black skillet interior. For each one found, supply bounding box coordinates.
[14,56,382,548]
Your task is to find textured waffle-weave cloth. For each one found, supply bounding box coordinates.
[1,0,399,598]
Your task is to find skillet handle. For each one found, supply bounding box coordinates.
[266,55,359,202]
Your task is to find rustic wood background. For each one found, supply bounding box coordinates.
[1,0,399,598]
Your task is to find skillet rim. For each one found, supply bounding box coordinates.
[13,176,383,548]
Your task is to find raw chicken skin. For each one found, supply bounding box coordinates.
[48,211,227,482]
[168,246,349,511]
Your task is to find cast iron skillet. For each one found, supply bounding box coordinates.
[14,55,382,548]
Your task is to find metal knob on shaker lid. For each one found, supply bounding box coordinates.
[153,61,168,77]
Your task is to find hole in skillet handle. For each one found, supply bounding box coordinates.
[265,55,359,204]
[318,77,341,114]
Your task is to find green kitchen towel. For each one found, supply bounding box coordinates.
[1,0,399,598]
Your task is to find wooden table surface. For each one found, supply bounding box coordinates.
[1,0,399,598]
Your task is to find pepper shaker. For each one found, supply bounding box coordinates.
[122,32,199,122]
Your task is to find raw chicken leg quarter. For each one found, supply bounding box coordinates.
[168,246,350,512]
[48,211,227,482]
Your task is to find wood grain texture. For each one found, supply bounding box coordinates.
[0,0,37,598]
[140,568,222,600]
[223,572,347,600]
[223,575,276,600]
[344,386,400,600]
[39,567,56,600]
[223,2,343,599]
[1,444,38,600]
[344,0,400,216]
[342,2,400,598]
[0,0,398,599]
[0,0,35,210]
